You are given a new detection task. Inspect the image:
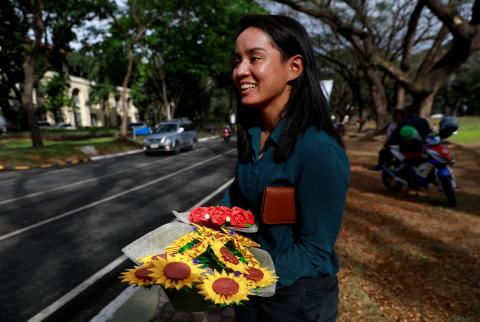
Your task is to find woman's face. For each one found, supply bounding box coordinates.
[232,27,293,110]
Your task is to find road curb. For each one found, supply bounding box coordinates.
[90,149,143,161]
[0,158,91,172]
[0,135,220,172]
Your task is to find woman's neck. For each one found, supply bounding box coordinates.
[260,111,282,133]
[258,97,289,133]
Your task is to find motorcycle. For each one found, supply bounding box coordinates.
[381,117,458,207]
[223,128,231,143]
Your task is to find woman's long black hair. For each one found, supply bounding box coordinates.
[235,15,344,162]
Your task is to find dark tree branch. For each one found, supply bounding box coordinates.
[344,0,375,36]
[372,56,423,95]
[416,25,450,80]
[472,0,480,25]
[420,0,475,40]
[401,2,425,71]
[384,2,410,58]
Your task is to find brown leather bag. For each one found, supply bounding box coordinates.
[261,186,297,224]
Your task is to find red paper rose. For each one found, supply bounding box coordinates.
[209,206,230,227]
[189,207,211,225]
[229,207,255,227]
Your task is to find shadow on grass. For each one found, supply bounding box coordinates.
[339,195,480,320]
[339,138,480,319]
[348,167,480,218]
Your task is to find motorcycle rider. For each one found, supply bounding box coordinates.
[398,125,425,164]
[374,109,405,170]
[375,105,432,170]
[223,124,232,142]
[389,104,432,145]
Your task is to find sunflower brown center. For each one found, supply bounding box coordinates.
[163,262,191,280]
[212,277,239,296]
[220,246,239,264]
[135,267,153,281]
[244,267,264,282]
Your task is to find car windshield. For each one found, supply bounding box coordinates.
[155,124,177,133]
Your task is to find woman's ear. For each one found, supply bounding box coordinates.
[288,55,304,82]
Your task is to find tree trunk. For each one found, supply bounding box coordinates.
[153,56,171,120]
[21,0,45,148]
[22,55,44,148]
[357,108,368,132]
[119,45,134,139]
[159,71,171,120]
[364,66,389,132]
[416,91,436,118]
[395,85,406,110]
[72,107,78,127]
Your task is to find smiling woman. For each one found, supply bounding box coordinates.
[221,15,350,322]
[232,27,303,113]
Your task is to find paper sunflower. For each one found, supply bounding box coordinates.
[210,241,248,273]
[164,229,201,254]
[137,253,167,265]
[120,265,156,286]
[221,227,260,249]
[197,270,251,305]
[193,225,231,244]
[181,239,210,259]
[242,265,277,288]
[238,248,260,266]
[148,254,205,290]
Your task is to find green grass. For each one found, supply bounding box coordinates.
[1,137,113,149]
[0,129,219,167]
[448,116,480,145]
[0,137,142,166]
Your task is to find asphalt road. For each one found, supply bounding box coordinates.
[0,139,237,322]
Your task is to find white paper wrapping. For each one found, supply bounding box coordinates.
[122,222,193,265]
[121,219,276,297]
[247,247,276,297]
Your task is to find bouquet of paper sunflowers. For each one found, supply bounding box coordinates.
[120,206,277,311]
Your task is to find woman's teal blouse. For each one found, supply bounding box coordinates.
[220,119,350,287]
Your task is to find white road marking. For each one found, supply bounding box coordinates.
[0,147,211,206]
[26,255,128,322]
[88,285,137,322]
[0,149,235,242]
[27,177,235,322]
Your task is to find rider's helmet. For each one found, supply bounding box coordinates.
[439,116,459,139]
[400,125,421,142]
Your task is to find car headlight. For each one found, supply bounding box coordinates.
[162,137,172,144]
[143,138,150,144]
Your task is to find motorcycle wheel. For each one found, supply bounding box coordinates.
[381,169,403,191]
[439,175,457,207]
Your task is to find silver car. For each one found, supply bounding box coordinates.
[143,119,197,155]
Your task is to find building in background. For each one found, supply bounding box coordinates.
[36,71,140,128]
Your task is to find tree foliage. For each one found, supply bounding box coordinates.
[2,0,111,147]
[435,51,480,115]
[38,72,71,122]
[130,0,266,125]
[274,0,480,128]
